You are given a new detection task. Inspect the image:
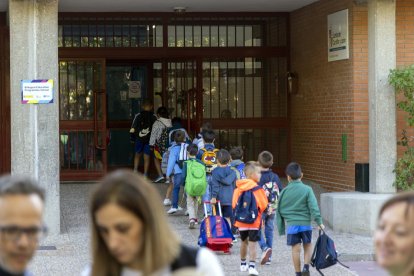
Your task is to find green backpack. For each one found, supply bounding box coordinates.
[184,159,207,197]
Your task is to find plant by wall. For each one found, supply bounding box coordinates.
[389,64,414,191]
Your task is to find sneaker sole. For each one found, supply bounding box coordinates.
[261,248,272,265]
[189,222,195,229]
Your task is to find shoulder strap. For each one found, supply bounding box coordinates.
[170,244,198,271]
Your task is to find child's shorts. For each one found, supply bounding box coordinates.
[240,230,260,242]
[135,141,151,155]
[287,230,312,246]
[220,205,233,218]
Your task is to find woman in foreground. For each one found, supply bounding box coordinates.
[84,169,223,276]
[374,191,414,276]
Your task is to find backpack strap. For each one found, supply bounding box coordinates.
[170,244,198,271]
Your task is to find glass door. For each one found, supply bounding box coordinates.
[165,60,199,136]
[59,59,107,180]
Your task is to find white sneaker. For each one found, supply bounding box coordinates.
[240,264,248,272]
[163,198,171,206]
[167,208,178,214]
[185,210,189,216]
[248,267,259,275]
[178,206,183,211]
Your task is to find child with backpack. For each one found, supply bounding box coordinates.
[276,162,325,276]
[229,146,246,180]
[149,106,171,183]
[162,117,192,206]
[257,151,283,265]
[129,99,157,176]
[166,130,188,214]
[183,144,207,229]
[232,161,268,276]
[210,149,237,227]
[193,122,212,150]
[197,129,219,213]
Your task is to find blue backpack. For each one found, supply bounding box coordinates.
[234,186,261,224]
[231,163,246,180]
[311,230,348,275]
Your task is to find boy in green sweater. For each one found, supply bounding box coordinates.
[276,162,325,276]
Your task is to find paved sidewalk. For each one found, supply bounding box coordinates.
[28,182,387,276]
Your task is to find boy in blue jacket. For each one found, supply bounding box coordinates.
[210,149,237,227]
[166,130,187,214]
[257,151,283,265]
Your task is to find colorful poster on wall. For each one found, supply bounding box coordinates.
[21,79,54,104]
[328,9,349,62]
[129,81,141,98]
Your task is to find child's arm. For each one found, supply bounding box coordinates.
[166,147,178,178]
[232,188,240,209]
[210,172,220,203]
[256,188,269,213]
[307,189,323,226]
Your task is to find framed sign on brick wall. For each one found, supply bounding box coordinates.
[328,9,349,62]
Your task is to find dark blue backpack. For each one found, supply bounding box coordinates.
[234,186,261,224]
[311,230,349,275]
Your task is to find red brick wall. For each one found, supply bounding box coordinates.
[396,0,414,157]
[290,0,364,191]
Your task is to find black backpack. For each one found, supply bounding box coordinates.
[170,244,198,271]
[234,186,262,224]
[310,230,349,275]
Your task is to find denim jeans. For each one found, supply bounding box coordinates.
[201,174,212,214]
[172,173,184,208]
[258,212,275,252]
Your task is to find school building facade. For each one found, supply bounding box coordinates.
[0,0,412,235]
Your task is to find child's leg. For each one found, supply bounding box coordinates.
[143,151,150,175]
[301,230,313,268]
[171,173,183,209]
[303,243,312,266]
[186,194,197,219]
[264,214,275,250]
[165,183,173,199]
[291,243,302,272]
[133,152,141,172]
[240,238,248,260]
[248,241,258,264]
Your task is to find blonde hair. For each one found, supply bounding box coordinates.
[90,170,180,276]
[244,161,261,178]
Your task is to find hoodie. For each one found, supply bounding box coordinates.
[211,166,237,206]
[232,179,268,229]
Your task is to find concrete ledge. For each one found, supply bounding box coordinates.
[321,192,393,235]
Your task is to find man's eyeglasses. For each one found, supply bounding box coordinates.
[0,225,48,243]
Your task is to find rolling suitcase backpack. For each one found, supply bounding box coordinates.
[198,201,234,253]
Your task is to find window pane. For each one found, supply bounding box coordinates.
[210,26,219,47]
[236,26,244,47]
[202,25,210,47]
[168,25,176,47]
[185,25,193,47]
[227,26,235,47]
[194,26,201,47]
[176,26,184,47]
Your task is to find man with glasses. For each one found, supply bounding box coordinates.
[0,175,46,276]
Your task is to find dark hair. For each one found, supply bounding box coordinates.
[285,162,302,180]
[217,149,231,165]
[171,117,182,127]
[187,144,199,156]
[142,99,153,108]
[201,122,212,131]
[156,106,169,118]
[202,130,216,143]
[258,151,273,168]
[90,170,179,276]
[174,130,185,143]
[378,191,414,219]
[229,147,244,160]
[0,174,45,201]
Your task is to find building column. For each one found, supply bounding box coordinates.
[9,0,60,235]
[368,0,396,193]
